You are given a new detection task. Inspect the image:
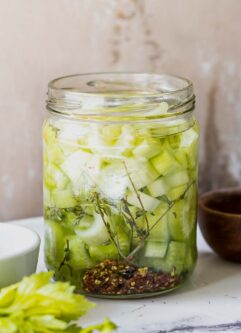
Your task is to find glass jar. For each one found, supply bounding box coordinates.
[43,73,198,298]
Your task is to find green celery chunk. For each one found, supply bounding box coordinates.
[43,123,57,144]
[61,150,102,195]
[161,241,186,274]
[89,242,119,261]
[68,236,95,270]
[51,189,77,208]
[125,158,159,190]
[184,243,197,272]
[147,177,169,197]
[168,199,191,241]
[151,150,180,176]
[133,138,162,159]
[167,184,187,201]
[144,241,168,258]
[164,170,189,188]
[75,213,109,246]
[43,187,53,207]
[126,191,160,212]
[44,220,65,268]
[97,161,128,200]
[44,163,69,190]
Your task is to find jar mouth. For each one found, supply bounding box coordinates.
[47,72,195,121]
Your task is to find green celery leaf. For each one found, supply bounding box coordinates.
[0,272,116,333]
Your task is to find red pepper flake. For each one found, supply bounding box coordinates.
[83,259,181,295]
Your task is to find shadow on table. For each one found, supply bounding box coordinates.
[176,250,241,295]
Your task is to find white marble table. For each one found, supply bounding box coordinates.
[13,217,241,333]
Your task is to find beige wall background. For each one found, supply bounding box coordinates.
[0,0,240,221]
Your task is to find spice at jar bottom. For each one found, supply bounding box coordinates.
[83,260,182,295]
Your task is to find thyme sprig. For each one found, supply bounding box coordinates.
[58,239,72,276]
[93,192,128,261]
[123,161,150,233]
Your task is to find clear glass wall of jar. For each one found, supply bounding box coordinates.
[43,73,198,298]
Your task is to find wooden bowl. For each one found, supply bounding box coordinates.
[199,187,241,262]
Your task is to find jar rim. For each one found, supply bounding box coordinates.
[47,72,195,121]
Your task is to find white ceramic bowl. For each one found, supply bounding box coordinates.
[0,223,40,288]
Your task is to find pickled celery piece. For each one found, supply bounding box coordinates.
[184,244,197,272]
[45,220,65,267]
[148,210,169,242]
[61,150,102,195]
[43,123,57,144]
[133,138,162,159]
[89,229,130,261]
[180,126,198,148]
[43,187,53,207]
[61,150,91,181]
[101,124,122,144]
[164,170,189,188]
[167,184,187,201]
[161,241,186,274]
[116,124,136,156]
[174,150,188,168]
[45,143,64,164]
[97,161,128,200]
[147,177,169,197]
[138,241,186,274]
[89,242,119,261]
[75,213,109,246]
[125,158,159,190]
[51,189,77,208]
[126,191,160,212]
[88,124,135,157]
[151,150,180,176]
[44,163,69,190]
[134,204,169,242]
[144,241,168,258]
[168,199,191,241]
[68,236,95,270]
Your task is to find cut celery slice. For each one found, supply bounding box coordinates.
[134,203,169,242]
[97,161,128,201]
[43,187,53,207]
[148,205,169,241]
[167,184,187,201]
[168,199,191,241]
[133,138,162,159]
[44,220,65,267]
[43,123,57,145]
[61,150,91,181]
[89,242,119,261]
[174,149,188,168]
[161,241,186,274]
[45,163,69,190]
[126,191,160,212]
[184,243,197,272]
[144,241,168,258]
[68,236,95,270]
[45,143,64,164]
[116,124,136,156]
[51,189,77,208]
[125,158,159,190]
[138,241,186,274]
[164,170,189,188]
[61,150,102,195]
[75,213,109,246]
[180,127,199,148]
[100,124,122,144]
[151,150,180,176]
[147,177,169,197]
